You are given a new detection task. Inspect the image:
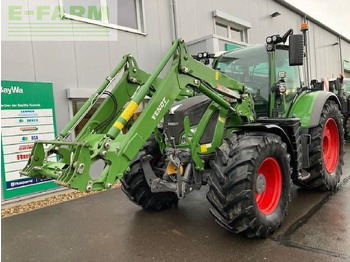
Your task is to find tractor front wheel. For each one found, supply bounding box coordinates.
[121,137,178,211]
[207,133,291,238]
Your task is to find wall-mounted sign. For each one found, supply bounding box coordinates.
[1,80,59,200]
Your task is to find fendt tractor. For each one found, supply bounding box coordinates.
[21,28,344,238]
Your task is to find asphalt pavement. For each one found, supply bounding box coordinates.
[2,143,350,262]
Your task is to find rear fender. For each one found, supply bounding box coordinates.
[288,91,341,128]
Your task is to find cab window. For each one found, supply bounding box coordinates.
[275,48,302,102]
[216,45,269,117]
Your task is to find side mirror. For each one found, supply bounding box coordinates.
[289,34,304,66]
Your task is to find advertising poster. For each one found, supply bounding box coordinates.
[1,80,59,199]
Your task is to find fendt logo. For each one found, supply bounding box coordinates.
[151,97,169,120]
[1,86,23,95]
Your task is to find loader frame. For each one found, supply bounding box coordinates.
[21,39,254,192]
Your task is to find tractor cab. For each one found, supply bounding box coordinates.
[214,30,304,118]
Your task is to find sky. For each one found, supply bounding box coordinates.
[285,0,350,39]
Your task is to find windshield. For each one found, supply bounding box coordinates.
[216,45,302,117]
[216,45,270,102]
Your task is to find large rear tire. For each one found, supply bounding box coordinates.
[207,133,291,238]
[121,137,178,211]
[293,100,344,190]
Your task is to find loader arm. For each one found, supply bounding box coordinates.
[21,39,254,192]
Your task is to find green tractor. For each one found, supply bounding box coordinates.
[21,29,344,238]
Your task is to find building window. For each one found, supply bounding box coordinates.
[212,10,250,43]
[215,22,229,37]
[230,28,244,42]
[59,0,146,35]
[215,22,246,42]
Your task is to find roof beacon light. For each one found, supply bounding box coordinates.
[301,22,308,31]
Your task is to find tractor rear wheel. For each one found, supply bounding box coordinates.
[121,137,178,211]
[294,100,344,190]
[207,133,291,238]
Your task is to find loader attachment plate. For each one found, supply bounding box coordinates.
[20,140,108,192]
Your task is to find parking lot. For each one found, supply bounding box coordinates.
[2,143,349,262]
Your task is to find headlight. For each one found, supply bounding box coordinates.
[180,127,197,144]
[279,83,286,93]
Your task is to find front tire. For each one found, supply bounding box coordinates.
[293,100,344,190]
[121,138,178,211]
[207,133,291,238]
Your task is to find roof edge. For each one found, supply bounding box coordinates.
[274,0,350,44]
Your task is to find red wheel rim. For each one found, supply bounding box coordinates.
[323,118,339,173]
[255,157,282,215]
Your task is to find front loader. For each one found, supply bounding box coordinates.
[21,29,344,238]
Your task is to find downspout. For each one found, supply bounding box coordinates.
[339,36,344,74]
[171,0,179,39]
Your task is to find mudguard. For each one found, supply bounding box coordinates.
[288,90,341,128]
[234,122,298,171]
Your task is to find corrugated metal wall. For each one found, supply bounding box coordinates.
[1,0,349,142]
